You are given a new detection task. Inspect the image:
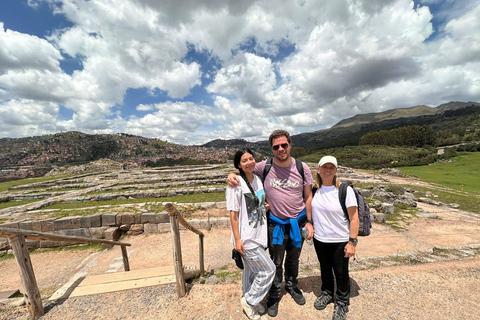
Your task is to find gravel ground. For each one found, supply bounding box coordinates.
[2,256,479,320]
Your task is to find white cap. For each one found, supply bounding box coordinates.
[318,155,337,168]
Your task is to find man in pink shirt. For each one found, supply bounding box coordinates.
[228,130,314,317]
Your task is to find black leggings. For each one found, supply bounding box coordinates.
[313,239,350,305]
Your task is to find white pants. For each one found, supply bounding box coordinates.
[242,246,276,306]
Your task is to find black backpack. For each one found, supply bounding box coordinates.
[312,183,372,237]
[339,183,372,236]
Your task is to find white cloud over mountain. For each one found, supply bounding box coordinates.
[0,0,479,144]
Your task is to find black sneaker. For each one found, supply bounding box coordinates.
[332,302,349,320]
[314,292,333,310]
[287,287,306,305]
[267,297,280,317]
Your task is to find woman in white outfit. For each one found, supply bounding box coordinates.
[227,148,275,320]
[307,156,359,320]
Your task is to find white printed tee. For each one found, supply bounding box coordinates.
[226,175,268,250]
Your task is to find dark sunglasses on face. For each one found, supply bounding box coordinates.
[272,143,289,151]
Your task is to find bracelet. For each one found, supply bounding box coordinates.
[306,220,314,225]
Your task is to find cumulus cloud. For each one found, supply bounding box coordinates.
[1,0,479,144]
[0,99,59,137]
[207,52,276,108]
[0,23,62,74]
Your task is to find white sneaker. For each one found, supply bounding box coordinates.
[241,297,260,320]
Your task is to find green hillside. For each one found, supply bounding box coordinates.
[398,152,480,195]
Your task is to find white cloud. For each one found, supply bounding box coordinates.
[0,23,62,74]
[207,52,276,108]
[0,99,59,137]
[1,0,479,145]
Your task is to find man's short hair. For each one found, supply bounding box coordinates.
[269,129,292,146]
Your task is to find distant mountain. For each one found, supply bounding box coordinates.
[291,101,480,150]
[1,101,478,177]
[334,101,479,128]
[201,101,480,152]
[0,131,232,172]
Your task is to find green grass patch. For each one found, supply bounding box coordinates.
[84,184,222,196]
[0,174,74,192]
[398,152,480,195]
[42,192,226,210]
[0,199,39,210]
[0,252,15,262]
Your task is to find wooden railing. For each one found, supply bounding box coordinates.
[165,203,205,298]
[0,227,131,320]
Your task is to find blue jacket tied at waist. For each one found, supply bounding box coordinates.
[269,209,306,248]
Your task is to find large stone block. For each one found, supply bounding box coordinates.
[25,239,40,249]
[58,228,92,238]
[31,221,43,232]
[120,214,135,225]
[157,223,171,233]
[70,216,81,229]
[104,227,121,241]
[18,221,33,231]
[217,217,230,228]
[206,217,218,229]
[102,214,118,227]
[90,227,109,239]
[40,219,55,232]
[54,217,75,230]
[89,214,102,227]
[141,213,157,224]
[144,223,158,235]
[134,213,142,224]
[0,222,19,229]
[156,212,169,223]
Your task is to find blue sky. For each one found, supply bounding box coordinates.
[0,0,479,145]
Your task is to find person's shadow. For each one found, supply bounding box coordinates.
[295,275,360,299]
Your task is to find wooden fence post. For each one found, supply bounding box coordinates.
[9,235,44,320]
[169,211,187,297]
[199,234,205,276]
[121,245,130,271]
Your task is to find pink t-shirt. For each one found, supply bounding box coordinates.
[254,158,313,220]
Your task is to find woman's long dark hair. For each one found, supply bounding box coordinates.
[233,148,259,206]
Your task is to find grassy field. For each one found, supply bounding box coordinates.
[398,152,480,195]
[43,192,226,210]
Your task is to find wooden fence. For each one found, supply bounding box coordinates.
[165,203,205,297]
[0,227,131,320]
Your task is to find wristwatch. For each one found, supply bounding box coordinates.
[306,220,314,225]
[348,237,358,246]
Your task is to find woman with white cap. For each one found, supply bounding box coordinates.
[306,155,359,320]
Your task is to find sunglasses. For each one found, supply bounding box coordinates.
[272,143,289,151]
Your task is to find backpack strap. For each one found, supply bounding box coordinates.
[263,158,306,184]
[295,159,305,182]
[262,158,273,183]
[339,183,350,221]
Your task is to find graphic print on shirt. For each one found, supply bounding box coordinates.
[244,188,267,228]
[269,178,300,189]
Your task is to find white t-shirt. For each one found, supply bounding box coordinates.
[312,185,357,243]
[226,175,268,250]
